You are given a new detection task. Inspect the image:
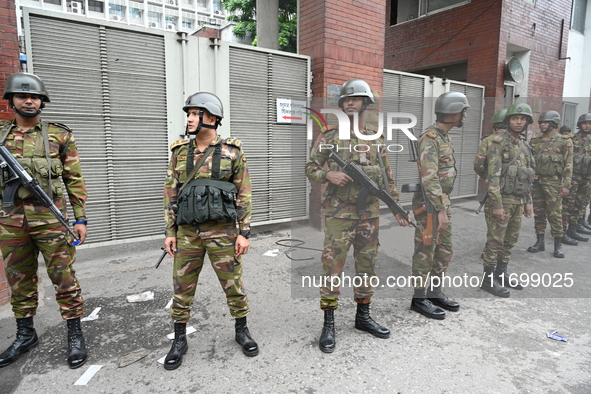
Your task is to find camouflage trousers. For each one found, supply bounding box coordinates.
[532,180,563,237]
[563,174,591,225]
[411,195,453,290]
[0,222,83,320]
[482,202,523,267]
[170,225,249,323]
[319,217,379,310]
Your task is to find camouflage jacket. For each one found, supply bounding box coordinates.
[164,135,251,238]
[530,132,573,188]
[417,125,456,212]
[0,119,87,227]
[305,125,400,220]
[572,131,591,178]
[484,131,534,208]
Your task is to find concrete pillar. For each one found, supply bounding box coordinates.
[299,0,387,229]
[256,0,279,50]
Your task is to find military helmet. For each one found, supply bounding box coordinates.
[504,102,533,124]
[577,113,591,127]
[434,92,470,114]
[538,110,561,125]
[559,125,571,134]
[183,92,224,119]
[3,72,51,102]
[491,109,508,124]
[338,79,375,108]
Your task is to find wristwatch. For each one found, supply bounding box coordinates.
[73,218,88,225]
[239,230,251,239]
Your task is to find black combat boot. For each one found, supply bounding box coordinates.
[495,262,523,290]
[562,225,578,246]
[164,322,188,370]
[481,266,510,297]
[427,285,460,311]
[0,317,39,368]
[66,317,87,369]
[582,216,591,231]
[527,233,545,252]
[587,212,591,226]
[567,223,589,242]
[319,310,335,353]
[410,289,445,320]
[553,237,565,258]
[354,303,390,338]
[577,218,591,233]
[235,317,259,357]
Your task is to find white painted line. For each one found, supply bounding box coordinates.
[81,307,101,322]
[157,356,166,365]
[74,365,102,386]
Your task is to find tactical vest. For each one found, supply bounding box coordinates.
[499,135,535,196]
[534,137,564,177]
[572,132,591,175]
[175,142,238,226]
[323,138,384,205]
[0,121,65,201]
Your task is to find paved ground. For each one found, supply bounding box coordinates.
[0,198,590,393]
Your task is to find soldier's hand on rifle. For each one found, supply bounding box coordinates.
[73,223,88,245]
[395,213,409,227]
[559,187,569,198]
[493,208,505,221]
[524,203,533,218]
[165,236,177,257]
[325,171,353,187]
[437,209,449,232]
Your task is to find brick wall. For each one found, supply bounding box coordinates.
[0,0,19,306]
[300,0,386,229]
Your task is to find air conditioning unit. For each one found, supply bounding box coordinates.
[111,15,123,22]
[168,0,176,4]
[166,23,176,30]
[71,1,82,14]
[149,22,158,28]
[214,10,220,14]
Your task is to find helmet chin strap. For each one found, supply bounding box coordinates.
[438,109,466,127]
[187,109,217,135]
[10,98,43,118]
[541,123,556,134]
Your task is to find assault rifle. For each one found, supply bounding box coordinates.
[0,145,81,246]
[475,191,489,214]
[324,150,416,228]
[401,127,439,245]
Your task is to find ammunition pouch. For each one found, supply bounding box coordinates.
[176,178,237,225]
[500,164,535,196]
[573,154,591,176]
[536,153,563,176]
[0,157,64,200]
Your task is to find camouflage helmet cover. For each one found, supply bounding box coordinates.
[434,91,470,114]
[3,72,51,102]
[183,92,224,119]
[338,79,375,108]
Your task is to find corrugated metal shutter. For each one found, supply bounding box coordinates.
[28,13,168,243]
[449,82,484,198]
[229,46,308,225]
[382,71,427,205]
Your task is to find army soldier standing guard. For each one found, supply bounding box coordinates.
[163,92,258,370]
[475,103,535,298]
[0,73,89,369]
[562,114,591,243]
[558,125,580,246]
[410,92,469,320]
[305,79,409,353]
[527,111,573,258]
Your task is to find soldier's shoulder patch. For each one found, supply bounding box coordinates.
[490,134,505,144]
[421,129,438,139]
[561,134,571,140]
[48,122,73,132]
[170,139,190,150]
[224,137,242,148]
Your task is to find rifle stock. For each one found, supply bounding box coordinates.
[0,145,81,246]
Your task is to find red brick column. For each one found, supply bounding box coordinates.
[300,0,386,229]
[0,0,20,306]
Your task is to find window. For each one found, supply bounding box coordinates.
[45,0,62,4]
[148,11,161,24]
[182,19,193,29]
[562,102,578,131]
[88,0,104,12]
[390,0,468,25]
[109,4,124,16]
[504,84,515,108]
[165,16,177,25]
[572,0,587,34]
[130,7,142,19]
[196,0,207,10]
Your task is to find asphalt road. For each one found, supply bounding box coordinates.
[0,198,590,393]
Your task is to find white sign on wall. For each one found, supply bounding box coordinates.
[276,99,307,124]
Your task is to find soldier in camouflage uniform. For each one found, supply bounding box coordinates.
[0,73,88,369]
[474,103,535,298]
[474,109,508,178]
[163,92,257,370]
[562,113,591,243]
[527,111,573,258]
[305,79,409,353]
[409,92,469,320]
[558,125,580,246]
